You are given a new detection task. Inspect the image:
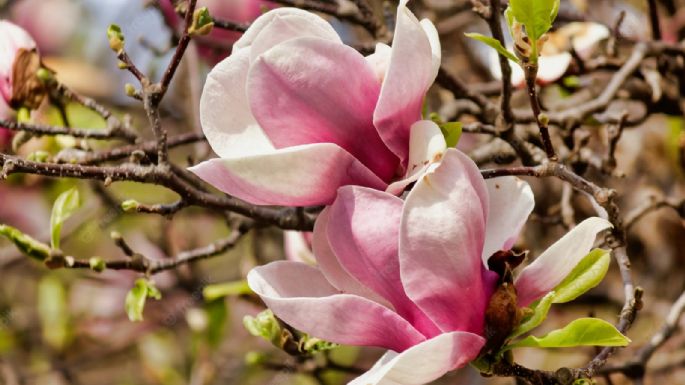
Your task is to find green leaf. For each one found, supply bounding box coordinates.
[125,278,162,322]
[203,280,252,301]
[465,33,520,64]
[50,187,80,249]
[243,309,281,345]
[510,291,555,339]
[507,0,560,41]
[440,122,463,148]
[506,318,630,350]
[552,248,611,304]
[0,224,51,261]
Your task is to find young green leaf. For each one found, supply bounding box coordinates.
[464,32,520,64]
[510,291,555,339]
[552,248,611,304]
[0,224,51,261]
[508,0,560,41]
[506,318,630,350]
[50,187,80,249]
[243,309,281,345]
[440,122,463,148]
[125,278,162,322]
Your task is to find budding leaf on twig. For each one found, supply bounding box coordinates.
[0,224,51,261]
[508,0,559,42]
[125,278,162,322]
[464,33,520,64]
[189,7,214,36]
[107,24,125,54]
[243,309,281,345]
[50,187,80,250]
[505,318,630,350]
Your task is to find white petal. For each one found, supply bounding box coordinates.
[481,177,535,264]
[349,331,485,385]
[419,19,441,80]
[200,48,273,158]
[365,43,392,83]
[386,120,446,195]
[515,217,612,306]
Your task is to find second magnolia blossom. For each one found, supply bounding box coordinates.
[190,1,442,206]
[0,20,40,148]
[248,148,612,384]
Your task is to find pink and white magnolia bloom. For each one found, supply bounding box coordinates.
[248,149,611,385]
[0,20,37,110]
[189,1,442,206]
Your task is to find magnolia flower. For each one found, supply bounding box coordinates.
[0,20,39,110]
[189,1,442,206]
[486,22,609,86]
[248,149,611,385]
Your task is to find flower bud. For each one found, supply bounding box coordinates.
[188,7,214,36]
[0,21,46,111]
[106,24,125,54]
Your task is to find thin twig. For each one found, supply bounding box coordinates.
[0,119,137,143]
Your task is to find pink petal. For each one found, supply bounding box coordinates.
[247,261,426,352]
[312,207,386,303]
[233,8,339,52]
[248,37,398,181]
[247,11,342,62]
[200,48,274,158]
[481,177,535,264]
[373,0,440,165]
[188,143,387,206]
[400,149,489,334]
[326,186,441,337]
[349,331,484,385]
[515,217,613,307]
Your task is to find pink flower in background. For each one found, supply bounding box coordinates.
[249,149,611,384]
[10,0,80,54]
[0,20,37,108]
[190,0,442,206]
[160,0,269,63]
[0,20,37,148]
